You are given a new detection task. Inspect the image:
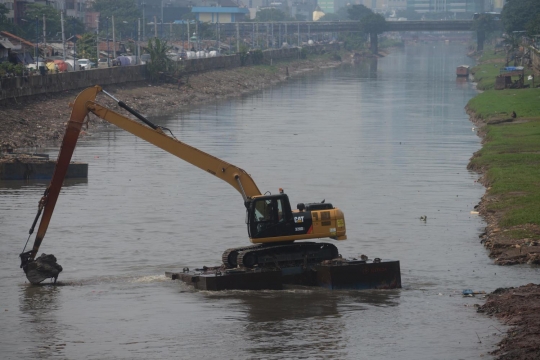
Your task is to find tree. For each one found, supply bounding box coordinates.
[21,4,61,40]
[0,4,7,22]
[16,4,83,41]
[255,9,287,22]
[501,0,540,35]
[77,33,97,62]
[146,37,172,81]
[472,14,499,34]
[92,0,142,40]
[0,4,16,33]
[526,13,540,38]
[347,5,373,21]
[319,7,349,21]
[360,13,387,35]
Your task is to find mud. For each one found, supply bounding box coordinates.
[478,284,540,360]
[0,56,342,151]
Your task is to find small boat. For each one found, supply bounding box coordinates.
[456,65,470,77]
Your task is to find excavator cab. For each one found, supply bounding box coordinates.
[247,194,294,239]
[246,191,347,244]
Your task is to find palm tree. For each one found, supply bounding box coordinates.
[146,37,172,81]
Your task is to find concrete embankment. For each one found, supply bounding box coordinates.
[0,45,343,150]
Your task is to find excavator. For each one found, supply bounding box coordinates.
[19,85,347,284]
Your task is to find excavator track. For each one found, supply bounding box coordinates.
[222,244,264,268]
[237,242,339,269]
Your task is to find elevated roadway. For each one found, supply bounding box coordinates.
[218,20,485,52]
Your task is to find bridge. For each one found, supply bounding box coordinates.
[217,20,486,53]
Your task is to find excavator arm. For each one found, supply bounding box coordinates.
[20,85,261,268]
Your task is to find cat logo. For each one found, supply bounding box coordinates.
[294,216,304,223]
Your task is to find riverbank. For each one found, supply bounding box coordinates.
[467,49,540,266]
[0,52,344,152]
[467,48,540,360]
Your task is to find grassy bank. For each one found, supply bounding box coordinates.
[471,47,535,90]
[467,48,540,265]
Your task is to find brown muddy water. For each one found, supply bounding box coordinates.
[1,44,538,359]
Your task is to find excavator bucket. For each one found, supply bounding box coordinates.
[22,253,63,284]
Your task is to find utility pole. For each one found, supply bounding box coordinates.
[35,16,38,69]
[42,14,46,57]
[271,22,274,48]
[161,0,164,39]
[196,20,199,51]
[187,21,190,51]
[154,16,157,38]
[61,11,66,61]
[142,2,146,42]
[96,18,99,61]
[236,22,239,52]
[138,18,141,64]
[112,15,116,59]
[298,22,300,46]
[106,17,110,67]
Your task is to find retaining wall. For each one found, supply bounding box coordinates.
[0,43,340,102]
[0,65,147,102]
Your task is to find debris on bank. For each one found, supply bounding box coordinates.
[477,284,540,359]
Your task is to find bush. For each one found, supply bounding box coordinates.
[330,52,342,61]
[251,49,264,65]
[300,48,307,59]
[0,62,24,77]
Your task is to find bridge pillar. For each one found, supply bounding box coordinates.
[370,32,378,54]
[477,30,485,52]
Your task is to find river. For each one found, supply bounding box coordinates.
[1,43,538,359]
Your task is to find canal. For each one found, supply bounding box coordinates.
[1,43,538,359]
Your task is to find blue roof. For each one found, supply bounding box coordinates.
[191,7,249,14]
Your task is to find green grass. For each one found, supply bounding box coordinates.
[469,119,540,227]
[467,88,540,119]
[471,61,507,90]
[471,47,534,90]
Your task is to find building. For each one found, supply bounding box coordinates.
[406,0,489,14]
[317,0,334,14]
[0,36,14,62]
[190,6,249,23]
[0,31,35,64]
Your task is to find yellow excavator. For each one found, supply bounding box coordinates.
[20,86,347,284]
